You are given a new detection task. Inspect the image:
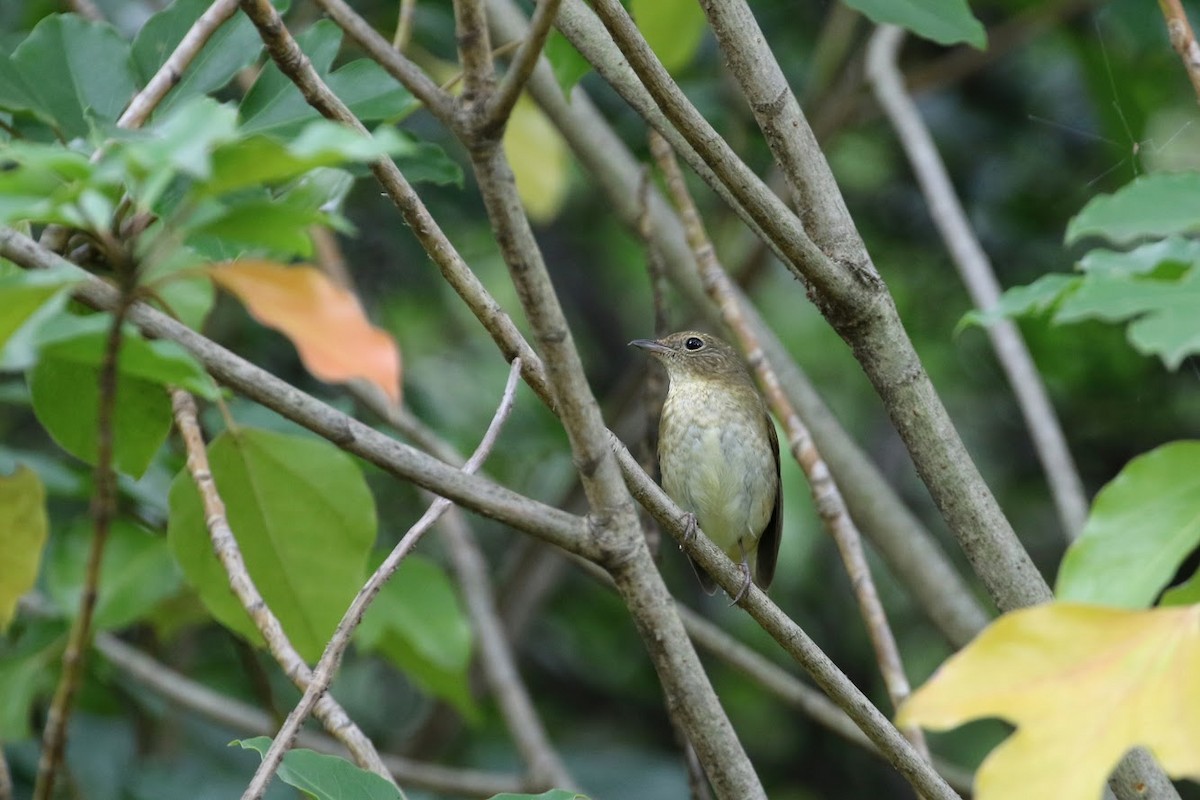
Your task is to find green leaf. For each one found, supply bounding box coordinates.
[28,354,173,479]
[544,31,591,96]
[0,266,80,359]
[959,273,1077,329]
[131,0,266,120]
[34,314,218,398]
[44,519,181,631]
[0,141,111,228]
[1066,173,1200,245]
[11,14,139,139]
[0,621,66,740]
[1054,263,1200,369]
[357,555,476,718]
[488,792,591,800]
[1056,441,1200,608]
[204,121,412,196]
[0,466,48,631]
[141,244,216,331]
[630,0,707,74]
[234,737,403,800]
[1078,237,1200,276]
[187,195,329,258]
[0,56,50,122]
[167,428,376,662]
[841,0,986,49]
[239,20,415,137]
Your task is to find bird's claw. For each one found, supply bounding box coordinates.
[728,560,752,606]
[680,511,698,545]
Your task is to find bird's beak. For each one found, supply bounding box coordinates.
[629,338,670,356]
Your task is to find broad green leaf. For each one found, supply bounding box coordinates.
[357,555,476,717]
[1078,236,1200,276]
[0,621,66,739]
[207,261,401,405]
[131,0,266,119]
[0,56,49,123]
[187,195,329,259]
[44,519,181,631]
[631,0,707,74]
[544,31,591,97]
[0,141,112,228]
[489,792,591,800]
[239,20,415,137]
[28,355,173,479]
[899,603,1200,800]
[1066,172,1200,245]
[0,466,48,630]
[1054,262,1200,369]
[167,428,376,662]
[234,737,403,800]
[11,14,139,139]
[120,97,240,207]
[204,121,410,195]
[1057,441,1200,608]
[34,314,217,398]
[841,0,986,49]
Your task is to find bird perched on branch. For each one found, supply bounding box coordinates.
[631,331,781,602]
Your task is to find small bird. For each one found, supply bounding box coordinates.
[631,331,781,601]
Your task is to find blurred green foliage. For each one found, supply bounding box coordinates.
[2,0,1199,798]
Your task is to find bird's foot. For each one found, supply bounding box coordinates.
[728,559,752,606]
[679,511,698,545]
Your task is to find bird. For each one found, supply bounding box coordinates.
[630,331,781,601]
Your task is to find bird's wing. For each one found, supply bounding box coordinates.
[754,413,783,589]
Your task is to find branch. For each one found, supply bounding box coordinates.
[482,0,564,132]
[118,0,241,129]
[610,439,959,800]
[486,0,990,647]
[170,389,397,787]
[34,287,133,800]
[452,0,496,103]
[583,0,1052,614]
[0,229,592,558]
[392,0,417,52]
[865,25,1088,541]
[650,130,928,760]
[243,360,524,799]
[439,507,577,789]
[1159,0,1200,104]
[91,631,533,797]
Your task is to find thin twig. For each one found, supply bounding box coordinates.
[865,25,1088,541]
[649,130,929,759]
[34,290,133,800]
[88,630,533,797]
[452,0,496,104]
[481,0,564,133]
[243,360,524,800]
[1159,0,1200,104]
[119,0,241,129]
[169,389,399,787]
[392,0,418,52]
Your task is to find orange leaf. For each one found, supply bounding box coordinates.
[208,260,400,405]
[899,602,1200,800]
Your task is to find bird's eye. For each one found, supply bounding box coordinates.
[684,336,704,351]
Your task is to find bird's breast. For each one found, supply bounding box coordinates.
[658,379,777,554]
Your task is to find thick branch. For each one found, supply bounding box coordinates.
[866,25,1088,541]
[482,0,563,131]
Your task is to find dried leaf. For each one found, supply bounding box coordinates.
[899,602,1200,800]
[208,260,400,405]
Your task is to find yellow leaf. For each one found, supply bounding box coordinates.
[899,602,1200,800]
[0,466,49,630]
[503,95,569,223]
[208,260,401,406]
